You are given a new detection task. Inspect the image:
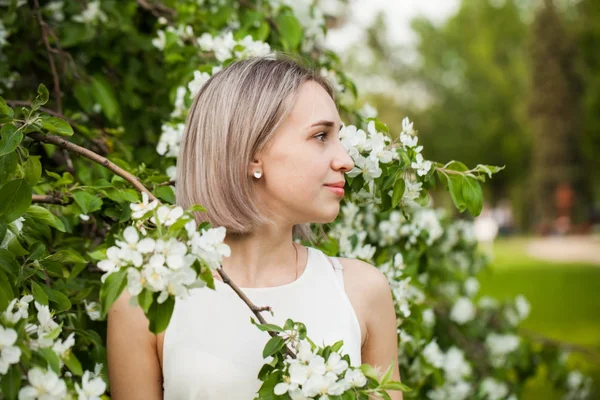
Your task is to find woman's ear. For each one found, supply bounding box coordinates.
[249,158,263,179]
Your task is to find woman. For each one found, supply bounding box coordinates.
[107,55,402,399]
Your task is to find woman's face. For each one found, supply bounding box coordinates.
[253,80,355,225]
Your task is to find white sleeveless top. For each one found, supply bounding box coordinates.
[162,247,362,399]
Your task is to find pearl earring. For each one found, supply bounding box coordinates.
[253,170,262,179]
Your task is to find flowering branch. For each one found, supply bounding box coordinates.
[216,267,297,359]
[28,132,158,202]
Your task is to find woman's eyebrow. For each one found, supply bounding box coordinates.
[309,120,343,131]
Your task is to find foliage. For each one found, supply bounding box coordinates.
[0,0,594,399]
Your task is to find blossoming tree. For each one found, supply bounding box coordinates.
[0,0,594,399]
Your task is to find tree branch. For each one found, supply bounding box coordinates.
[33,0,62,114]
[136,0,177,19]
[28,132,158,202]
[216,266,297,359]
[32,194,72,205]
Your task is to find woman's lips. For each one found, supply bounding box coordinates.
[324,185,344,197]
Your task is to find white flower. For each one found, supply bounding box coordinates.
[28,302,59,350]
[274,380,299,396]
[485,333,520,367]
[411,153,432,176]
[79,213,90,221]
[422,308,435,327]
[154,238,188,270]
[402,117,415,135]
[423,339,444,368]
[235,35,271,58]
[443,347,471,382]
[156,266,197,303]
[197,33,214,50]
[52,332,75,359]
[3,294,34,323]
[348,155,382,181]
[188,226,231,269]
[151,205,185,227]
[325,352,348,375]
[302,373,338,398]
[166,165,177,181]
[344,368,367,387]
[75,369,107,399]
[359,102,378,118]
[114,226,156,267]
[156,123,185,158]
[142,255,170,292]
[296,339,314,363]
[515,295,530,321]
[130,192,159,219]
[567,370,584,389]
[84,300,102,321]
[450,297,476,325]
[480,377,509,400]
[0,326,21,374]
[464,277,480,297]
[126,267,144,296]
[152,30,166,50]
[72,1,107,24]
[18,367,67,400]
[187,70,211,98]
[97,246,127,282]
[400,132,418,149]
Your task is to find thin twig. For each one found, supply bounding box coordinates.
[33,0,62,114]
[32,194,72,205]
[28,132,158,202]
[216,267,297,359]
[156,180,175,187]
[136,0,177,19]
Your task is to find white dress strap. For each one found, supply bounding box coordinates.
[327,256,345,290]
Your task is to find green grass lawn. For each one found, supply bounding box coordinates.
[476,236,600,399]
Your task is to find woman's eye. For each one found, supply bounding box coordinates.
[315,132,328,142]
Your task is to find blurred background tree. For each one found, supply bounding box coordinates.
[336,0,600,234]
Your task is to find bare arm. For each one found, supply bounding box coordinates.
[344,259,403,400]
[107,290,163,400]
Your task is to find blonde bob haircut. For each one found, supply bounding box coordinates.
[175,54,335,241]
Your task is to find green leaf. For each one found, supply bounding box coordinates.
[275,12,303,51]
[45,250,86,264]
[90,75,122,123]
[0,151,18,182]
[0,364,22,400]
[251,321,284,333]
[0,271,14,311]
[48,289,72,312]
[39,115,74,137]
[360,363,380,381]
[199,264,215,290]
[391,178,405,208]
[262,335,285,358]
[26,205,66,232]
[0,249,19,278]
[23,155,42,185]
[38,347,61,374]
[73,191,103,214]
[0,96,14,123]
[461,176,483,216]
[32,281,49,305]
[156,185,175,204]
[64,352,83,376]
[446,174,466,213]
[0,124,23,157]
[380,381,412,392]
[138,289,153,314]
[380,361,395,385]
[100,269,127,318]
[146,296,175,334]
[0,179,32,223]
[31,84,50,111]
